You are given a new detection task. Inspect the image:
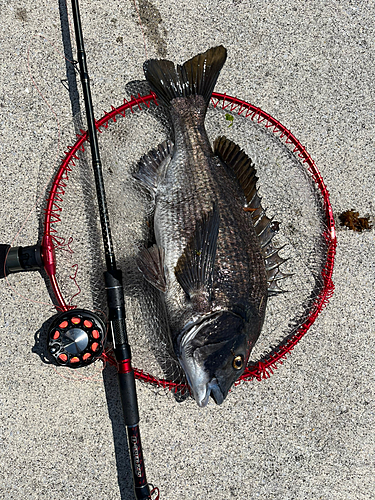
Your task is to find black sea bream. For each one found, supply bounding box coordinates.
[134,46,285,407]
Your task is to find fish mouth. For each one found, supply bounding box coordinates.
[178,349,210,406]
[195,378,224,407]
[182,360,224,407]
[178,329,225,406]
[207,379,224,405]
[177,311,236,406]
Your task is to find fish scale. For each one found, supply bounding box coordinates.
[155,144,266,324]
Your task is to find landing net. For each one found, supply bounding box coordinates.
[40,91,336,395]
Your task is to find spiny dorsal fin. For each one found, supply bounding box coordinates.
[267,280,287,296]
[261,241,292,295]
[144,46,227,107]
[214,136,291,296]
[214,136,260,205]
[175,205,220,300]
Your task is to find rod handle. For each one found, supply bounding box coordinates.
[117,367,140,426]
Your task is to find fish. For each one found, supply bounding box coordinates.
[134,46,287,407]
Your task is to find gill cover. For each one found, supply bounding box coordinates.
[178,310,252,407]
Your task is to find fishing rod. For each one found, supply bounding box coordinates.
[69,0,152,498]
[0,2,154,497]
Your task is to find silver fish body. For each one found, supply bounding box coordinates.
[135,47,269,406]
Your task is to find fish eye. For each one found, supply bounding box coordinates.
[232,355,244,370]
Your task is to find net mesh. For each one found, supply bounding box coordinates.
[40,92,335,394]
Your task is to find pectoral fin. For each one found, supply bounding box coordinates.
[175,205,220,300]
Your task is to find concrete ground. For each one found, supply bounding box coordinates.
[0,1,374,499]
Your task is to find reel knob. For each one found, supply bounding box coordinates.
[47,309,106,368]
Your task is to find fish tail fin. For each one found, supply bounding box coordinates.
[144,46,227,107]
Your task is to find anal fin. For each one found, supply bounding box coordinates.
[133,140,173,195]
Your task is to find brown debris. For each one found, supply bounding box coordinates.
[338,210,372,232]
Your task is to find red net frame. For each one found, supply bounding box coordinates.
[42,92,336,392]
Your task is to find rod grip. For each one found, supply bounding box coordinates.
[118,369,140,426]
[127,425,150,499]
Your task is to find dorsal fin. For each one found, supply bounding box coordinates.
[214,136,259,205]
[214,136,291,296]
[214,136,277,245]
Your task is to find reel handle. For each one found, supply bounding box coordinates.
[0,243,43,279]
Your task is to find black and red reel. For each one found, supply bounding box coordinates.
[47,309,106,368]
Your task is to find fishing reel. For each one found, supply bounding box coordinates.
[47,309,106,368]
[0,243,106,369]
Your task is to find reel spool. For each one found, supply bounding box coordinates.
[47,309,106,368]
